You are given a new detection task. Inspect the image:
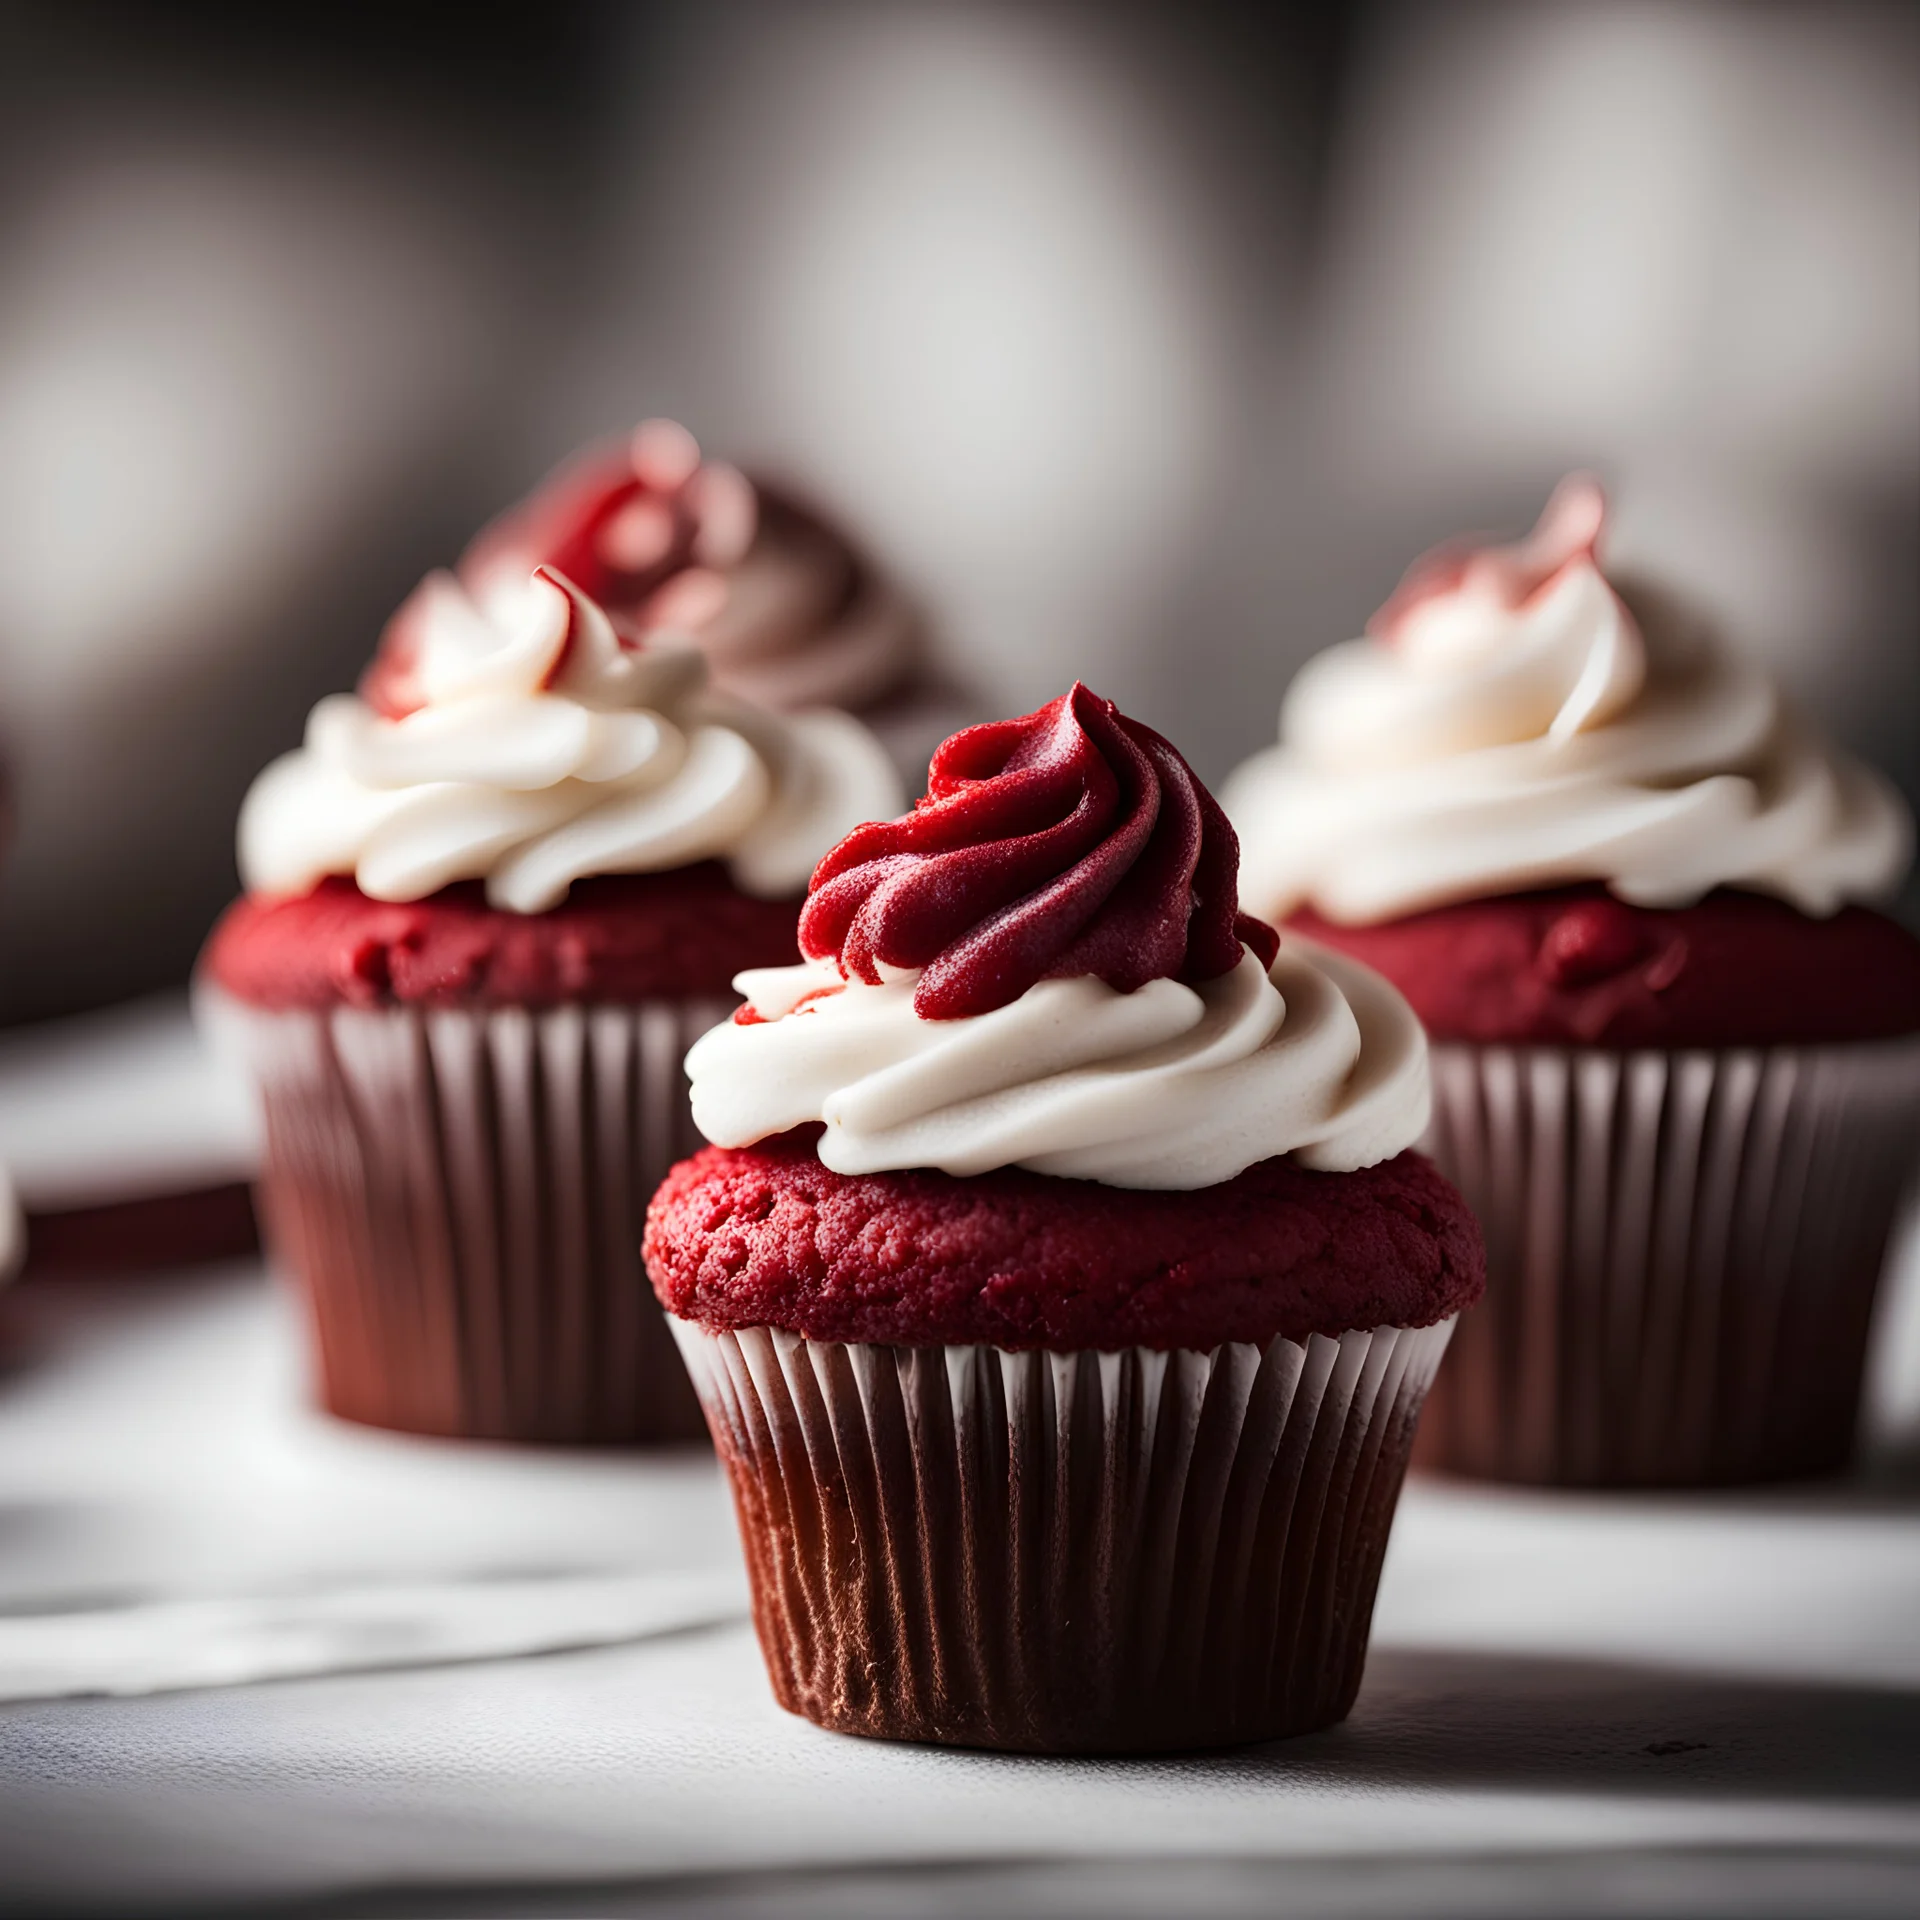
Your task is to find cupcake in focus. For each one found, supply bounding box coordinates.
[646,685,1483,1753]
[1224,478,1920,1486]
[201,561,902,1443]
[462,420,976,786]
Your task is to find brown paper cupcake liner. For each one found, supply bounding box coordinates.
[1418,1035,1920,1486]
[204,988,733,1443]
[671,1314,1455,1754]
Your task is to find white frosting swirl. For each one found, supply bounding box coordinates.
[1223,479,1912,924]
[686,939,1430,1189]
[239,568,905,911]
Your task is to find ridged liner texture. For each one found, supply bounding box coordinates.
[671,1315,1455,1753]
[1417,1035,1920,1486]
[206,988,731,1443]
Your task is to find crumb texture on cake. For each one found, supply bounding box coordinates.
[645,1131,1484,1352]
[1290,886,1920,1048]
[202,867,800,1010]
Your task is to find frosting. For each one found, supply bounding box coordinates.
[690,485,921,713]
[801,684,1278,1019]
[462,424,919,714]
[459,419,755,643]
[688,939,1428,1188]
[685,685,1430,1190]
[1224,477,1913,924]
[239,566,904,913]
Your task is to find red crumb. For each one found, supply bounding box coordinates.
[202,867,802,1010]
[1290,886,1920,1048]
[644,1132,1485,1353]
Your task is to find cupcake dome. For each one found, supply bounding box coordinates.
[202,868,797,1011]
[1285,885,1920,1049]
[201,560,900,1015]
[1223,476,1920,1051]
[649,684,1482,1753]
[648,1132,1480,1353]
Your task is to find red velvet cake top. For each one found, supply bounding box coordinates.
[645,1132,1484,1351]
[203,867,802,1010]
[798,683,1278,1020]
[1289,885,1920,1048]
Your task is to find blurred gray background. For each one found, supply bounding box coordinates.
[0,0,1913,1025]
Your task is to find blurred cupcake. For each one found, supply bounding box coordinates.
[1224,478,1920,1486]
[463,420,976,786]
[201,562,902,1443]
[646,686,1483,1753]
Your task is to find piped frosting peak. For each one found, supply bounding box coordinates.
[798,684,1278,1020]
[459,420,755,643]
[686,688,1424,1190]
[239,565,903,914]
[460,423,920,714]
[1224,475,1911,924]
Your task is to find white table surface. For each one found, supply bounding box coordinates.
[0,993,258,1213]
[3,1264,1920,1920]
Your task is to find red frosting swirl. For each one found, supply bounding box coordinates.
[799,684,1279,1020]
[456,419,757,637]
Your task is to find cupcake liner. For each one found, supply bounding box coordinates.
[1417,1035,1920,1486]
[204,988,733,1443]
[671,1314,1455,1753]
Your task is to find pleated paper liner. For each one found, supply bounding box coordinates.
[203,988,733,1444]
[1416,1034,1920,1487]
[672,1315,1455,1754]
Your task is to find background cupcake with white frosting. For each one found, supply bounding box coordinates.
[461,420,978,788]
[1224,478,1920,1486]
[645,684,1483,1753]
[201,555,901,1444]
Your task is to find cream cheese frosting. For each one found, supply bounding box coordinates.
[1223,478,1912,925]
[238,566,905,912]
[686,937,1430,1189]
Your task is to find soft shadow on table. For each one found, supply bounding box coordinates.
[0,1502,159,1620]
[235,1847,1920,1920]
[1294,1647,1920,1802]
[1768,1447,1920,1512]
[1410,1452,1920,1516]
[1636,1447,1920,1516]
[207,1650,1920,1920]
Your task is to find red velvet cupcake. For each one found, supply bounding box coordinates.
[201,522,902,1444]
[1225,479,1920,1485]
[645,686,1483,1753]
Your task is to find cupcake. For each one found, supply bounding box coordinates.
[461,420,976,785]
[1224,478,1920,1486]
[201,560,903,1443]
[645,685,1483,1753]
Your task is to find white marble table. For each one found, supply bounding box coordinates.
[3,1264,1919,1919]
